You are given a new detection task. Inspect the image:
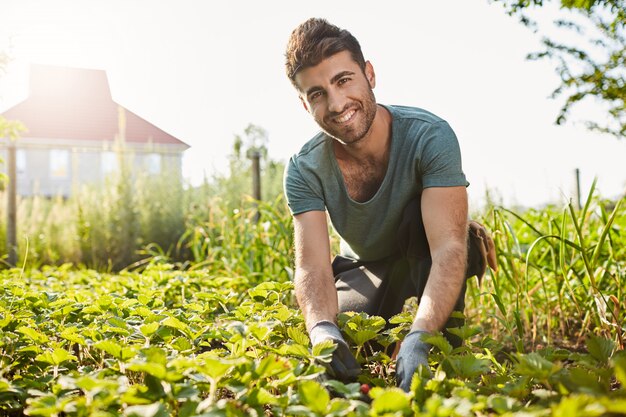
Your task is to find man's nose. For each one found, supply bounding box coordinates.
[327,89,347,114]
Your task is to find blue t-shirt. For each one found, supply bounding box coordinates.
[284,105,468,261]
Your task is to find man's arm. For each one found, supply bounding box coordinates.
[293,210,361,382]
[412,185,469,332]
[292,210,337,332]
[396,185,469,391]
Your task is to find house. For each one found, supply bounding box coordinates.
[0,65,190,197]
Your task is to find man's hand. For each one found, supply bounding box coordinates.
[310,321,360,382]
[396,330,431,392]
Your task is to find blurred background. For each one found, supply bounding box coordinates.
[0,0,624,268]
[1,0,624,205]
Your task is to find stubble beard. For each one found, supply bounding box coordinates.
[319,88,378,145]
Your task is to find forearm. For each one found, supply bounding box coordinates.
[294,267,338,332]
[412,241,467,333]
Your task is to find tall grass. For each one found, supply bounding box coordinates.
[0,167,187,270]
[466,184,625,350]
[179,195,293,283]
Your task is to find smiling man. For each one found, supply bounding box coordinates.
[283,18,496,391]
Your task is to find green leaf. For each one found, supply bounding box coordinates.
[278,343,310,358]
[25,394,60,416]
[142,347,167,365]
[586,335,616,364]
[446,325,481,341]
[446,354,491,379]
[108,316,129,330]
[249,323,272,341]
[565,367,604,394]
[487,394,519,413]
[140,322,160,337]
[515,352,561,380]
[312,340,336,359]
[298,380,329,415]
[287,327,310,346]
[169,337,193,352]
[51,347,77,365]
[603,398,626,414]
[94,340,137,361]
[127,363,167,380]
[17,326,49,344]
[370,387,411,415]
[344,329,378,346]
[60,328,87,346]
[612,351,626,388]
[424,333,453,356]
[161,316,191,337]
[124,402,168,417]
[199,357,234,380]
[0,312,14,329]
[339,312,386,347]
[551,394,606,417]
[247,387,280,406]
[253,354,289,379]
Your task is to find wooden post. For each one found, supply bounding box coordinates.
[6,141,17,266]
[574,168,581,210]
[248,149,262,223]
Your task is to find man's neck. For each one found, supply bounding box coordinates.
[334,105,392,163]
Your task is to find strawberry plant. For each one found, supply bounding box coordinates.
[0,190,624,415]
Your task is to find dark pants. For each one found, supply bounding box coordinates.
[332,198,485,348]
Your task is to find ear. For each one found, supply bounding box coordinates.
[299,95,310,113]
[364,61,376,89]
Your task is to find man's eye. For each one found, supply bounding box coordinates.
[338,77,350,85]
[309,91,322,101]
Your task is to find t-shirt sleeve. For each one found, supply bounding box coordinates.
[283,156,326,215]
[417,120,468,189]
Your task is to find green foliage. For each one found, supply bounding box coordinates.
[466,185,625,351]
[0,135,288,271]
[0,265,624,415]
[491,0,626,137]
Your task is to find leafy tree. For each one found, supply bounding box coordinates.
[491,0,625,137]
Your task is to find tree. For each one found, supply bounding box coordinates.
[491,0,625,137]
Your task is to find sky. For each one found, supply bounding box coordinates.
[1,0,625,209]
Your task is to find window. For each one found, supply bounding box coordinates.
[16,149,26,176]
[101,151,117,176]
[50,149,69,178]
[147,153,161,174]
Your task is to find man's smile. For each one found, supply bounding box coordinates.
[333,109,357,124]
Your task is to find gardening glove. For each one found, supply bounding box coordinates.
[396,330,431,392]
[310,320,360,382]
[468,220,498,278]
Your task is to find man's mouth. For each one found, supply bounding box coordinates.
[334,109,356,124]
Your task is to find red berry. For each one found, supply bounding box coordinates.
[360,383,370,395]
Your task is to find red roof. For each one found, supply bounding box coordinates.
[1,65,189,148]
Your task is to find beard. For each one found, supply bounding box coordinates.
[317,88,377,145]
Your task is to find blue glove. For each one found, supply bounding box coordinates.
[396,330,432,392]
[310,321,360,382]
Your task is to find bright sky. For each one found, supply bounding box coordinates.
[1,0,625,208]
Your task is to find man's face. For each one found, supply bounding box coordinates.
[295,50,377,145]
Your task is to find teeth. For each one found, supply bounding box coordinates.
[335,110,355,123]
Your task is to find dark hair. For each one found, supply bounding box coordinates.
[285,18,366,88]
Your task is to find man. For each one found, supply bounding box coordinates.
[283,18,496,392]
